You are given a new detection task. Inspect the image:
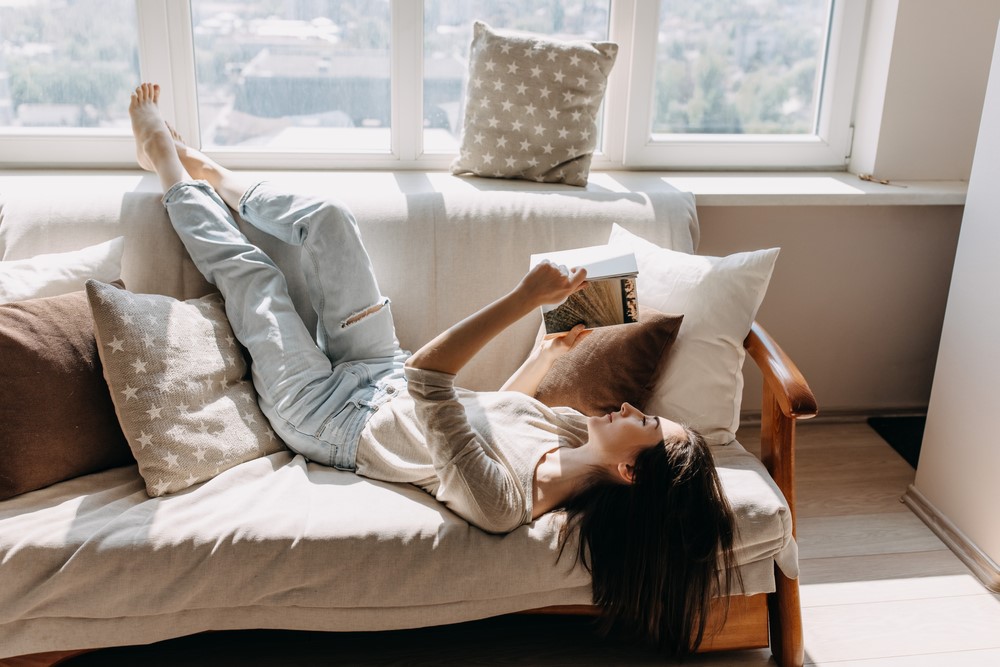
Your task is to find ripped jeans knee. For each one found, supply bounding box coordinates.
[340,297,391,329]
[317,295,403,369]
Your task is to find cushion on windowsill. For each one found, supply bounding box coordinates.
[451,21,618,186]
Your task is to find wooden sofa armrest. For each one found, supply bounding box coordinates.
[743,321,818,534]
[744,322,818,421]
[745,322,815,667]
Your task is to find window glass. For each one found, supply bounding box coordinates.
[0,0,139,131]
[423,0,611,152]
[653,0,830,135]
[192,0,391,151]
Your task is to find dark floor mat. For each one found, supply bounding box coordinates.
[867,415,926,469]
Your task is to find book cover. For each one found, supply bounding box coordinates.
[529,245,639,336]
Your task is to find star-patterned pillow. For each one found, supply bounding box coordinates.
[451,21,618,186]
[86,280,285,497]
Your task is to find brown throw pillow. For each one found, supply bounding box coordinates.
[533,307,683,416]
[0,283,134,500]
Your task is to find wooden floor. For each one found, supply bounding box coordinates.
[66,420,1000,666]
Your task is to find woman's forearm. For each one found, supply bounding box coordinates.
[406,261,586,378]
[405,289,533,376]
[500,347,553,395]
[500,324,590,394]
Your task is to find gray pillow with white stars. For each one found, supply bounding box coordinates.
[451,21,618,187]
[86,280,285,497]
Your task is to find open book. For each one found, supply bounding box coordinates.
[529,245,639,336]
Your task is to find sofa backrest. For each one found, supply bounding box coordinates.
[0,173,698,389]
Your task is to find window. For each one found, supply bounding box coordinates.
[0,0,865,170]
[0,0,139,132]
[191,0,391,153]
[622,0,866,168]
[652,0,828,135]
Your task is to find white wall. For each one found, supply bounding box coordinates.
[705,204,962,418]
[850,0,1000,180]
[724,0,1000,418]
[912,21,1000,570]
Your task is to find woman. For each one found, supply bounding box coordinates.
[129,83,739,656]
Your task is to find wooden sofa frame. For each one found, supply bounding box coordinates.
[3,321,816,667]
[532,321,816,667]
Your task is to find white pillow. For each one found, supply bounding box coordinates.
[608,224,779,445]
[0,237,125,304]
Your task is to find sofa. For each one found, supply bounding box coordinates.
[0,171,816,666]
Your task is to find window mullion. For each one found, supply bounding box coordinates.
[135,0,200,147]
[136,1,171,100]
[817,0,867,161]
[620,0,659,167]
[598,0,637,166]
[163,1,201,148]
[391,0,424,161]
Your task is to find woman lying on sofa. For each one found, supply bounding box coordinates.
[129,82,740,657]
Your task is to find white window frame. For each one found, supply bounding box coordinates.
[621,0,868,170]
[0,0,867,170]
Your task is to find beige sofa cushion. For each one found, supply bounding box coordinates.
[0,237,124,304]
[609,225,781,445]
[0,439,792,656]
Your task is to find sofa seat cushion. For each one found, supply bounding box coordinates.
[0,441,794,655]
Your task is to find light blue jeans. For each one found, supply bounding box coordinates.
[162,180,407,469]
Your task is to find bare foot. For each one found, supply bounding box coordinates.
[165,121,185,145]
[129,83,172,171]
[164,121,220,182]
[141,106,245,203]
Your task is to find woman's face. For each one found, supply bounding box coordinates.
[586,402,684,456]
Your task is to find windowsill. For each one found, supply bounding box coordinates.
[0,169,967,207]
[586,171,968,206]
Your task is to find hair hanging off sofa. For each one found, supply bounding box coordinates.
[559,425,743,658]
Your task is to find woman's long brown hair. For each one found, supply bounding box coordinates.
[559,426,741,658]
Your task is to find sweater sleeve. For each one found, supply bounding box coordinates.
[403,366,527,533]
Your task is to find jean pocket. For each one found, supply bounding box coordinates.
[313,397,360,440]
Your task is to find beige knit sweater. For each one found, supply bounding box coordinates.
[355,367,589,533]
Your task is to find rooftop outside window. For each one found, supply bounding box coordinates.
[191,0,391,153]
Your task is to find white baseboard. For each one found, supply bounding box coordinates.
[739,408,927,427]
[903,484,1000,593]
